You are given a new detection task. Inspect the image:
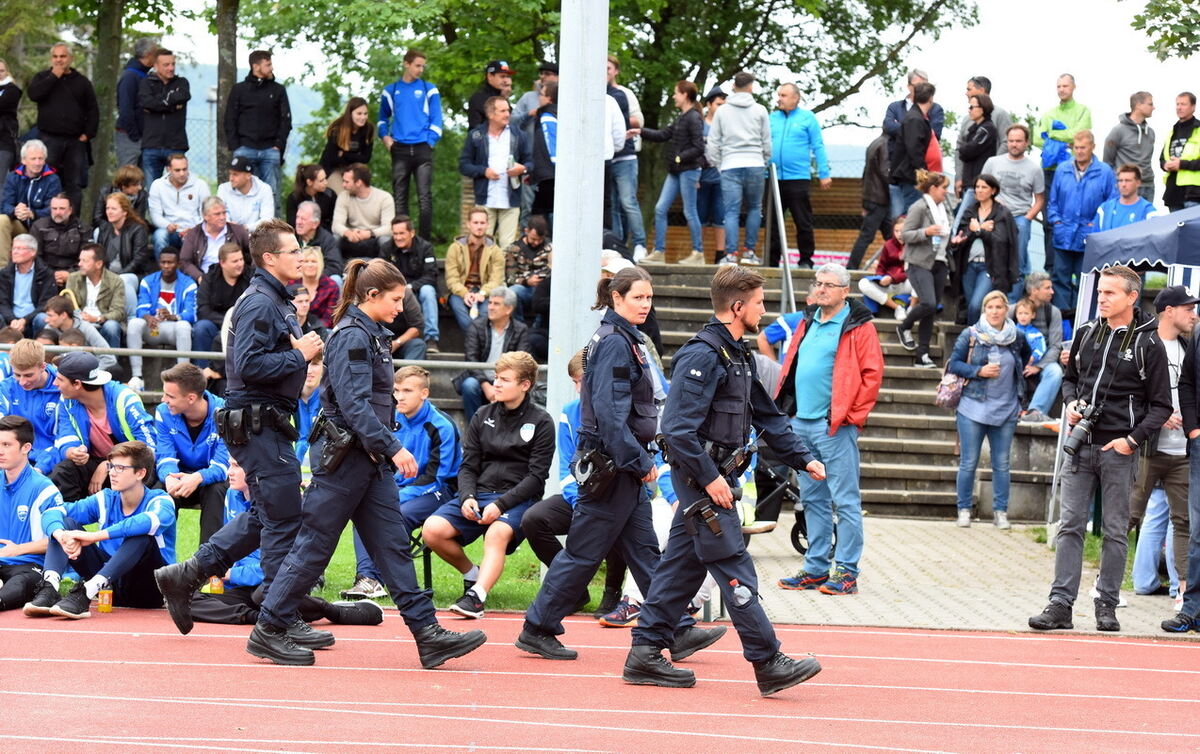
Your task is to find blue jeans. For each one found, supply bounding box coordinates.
[1051,247,1084,314]
[696,178,724,226]
[416,283,439,342]
[396,337,426,360]
[962,260,992,324]
[140,148,175,183]
[950,188,975,242]
[460,375,485,421]
[152,228,184,257]
[608,159,646,247]
[121,274,139,320]
[448,293,478,334]
[193,319,221,367]
[889,183,921,219]
[955,412,1017,512]
[654,168,702,252]
[1131,487,1178,595]
[1027,362,1063,415]
[508,283,533,323]
[232,146,282,214]
[791,418,864,577]
[1008,216,1033,300]
[721,167,765,252]
[97,319,122,348]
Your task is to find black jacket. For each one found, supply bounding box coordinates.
[296,226,344,277]
[0,260,55,323]
[1063,307,1173,447]
[224,74,292,152]
[457,393,554,512]
[957,119,998,188]
[531,103,556,185]
[889,106,931,186]
[26,68,99,139]
[467,82,504,130]
[952,200,1020,293]
[139,74,191,151]
[95,221,153,276]
[382,235,437,291]
[225,269,307,411]
[0,80,21,154]
[116,57,150,140]
[197,264,251,325]
[640,107,705,173]
[319,124,373,176]
[1162,116,1200,206]
[28,215,83,273]
[462,316,530,383]
[285,188,335,232]
[91,186,149,234]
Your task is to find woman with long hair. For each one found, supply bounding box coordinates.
[285,163,335,231]
[95,192,153,317]
[952,172,1020,323]
[320,97,374,194]
[635,80,706,264]
[896,170,951,368]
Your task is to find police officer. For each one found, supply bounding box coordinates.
[155,218,324,638]
[517,266,725,660]
[247,258,487,667]
[623,265,827,697]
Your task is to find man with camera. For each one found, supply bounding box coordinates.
[1030,265,1172,632]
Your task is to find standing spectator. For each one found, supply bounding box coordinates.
[1169,281,1200,633]
[706,72,771,265]
[459,97,531,250]
[1015,272,1064,425]
[92,165,148,236]
[0,58,22,177]
[125,247,196,392]
[946,290,1030,528]
[636,81,705,262]
[114,39,156,168]
[444,207,505,335]
[504,215,552,323]
[768,83,831,269]
[95,191,153,314]
[895,170,951,368]
[1160,92,1200,213]
[601,93,628,235]
[884,69,945,218]
[455,287,530,421]
[0,235,53,337]
[951,173,1020,324]
[467,60,513,130]
[218,155,275,231]
[1035,74,1093,271]
[25,43,98,214]
[606,56,647,259]
[0,140,62,265]
[953,76,1011,197]
[511,62,558,132]
[29,194,82,286]
[178,196,250,282]
[332,163,393,260]
[1094,164,1159,231]
[1047,130,1117,316]
[381,216,439,352]
[679,86,728,265]
[297,247,339,328]
[292,200,342,278]
[848,132,892,270]
[64,243,126,348]
[137,48,190,183]
[319,97,373,195]
[193,242,249,370]
[857,216,909,319]
[888,82,936,220]
[950,92,998,234]
[775,263,883,595]
[224,50,291,214]
[1103,92,1157,202]
[147,154,210,256]
[379,50,442,238]
[982,125,1045,299]
[285,164,334,231]
[529,80,558,223]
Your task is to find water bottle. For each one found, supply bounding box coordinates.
[729,579,752,607]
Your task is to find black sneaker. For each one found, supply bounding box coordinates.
[896,326,917,351]
[515,626,579,660]
[1028,602,1074,630]
[448,590,485,619]
[593,587,622,618]
[753,652,822,696]
[154,557,205,635]
[622,645,696,688]
[247,622,315,666]
[1094,599,1120,632]
[286,619,336,649]
[23,581,61,617]
[327,599,385,626]
[425,339,439,354]
[669,626,728,662]
[413,623,487,669]
[49,581,91,620]
[1161,613,1197,633]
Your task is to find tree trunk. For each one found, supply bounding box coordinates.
[215,0,239,180]
[85,0,125,225]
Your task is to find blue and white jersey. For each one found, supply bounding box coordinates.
[42,486,176,564]
[0,463,62,566]
[0,351,12,380]
[154,392,228,484]
[394,400,461,501]
[222,488,262,588]
[558,399,581,507]
[0,364,61,473]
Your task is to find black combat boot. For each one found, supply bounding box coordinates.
[622,645,696,688]
[414,624,487,669]
[155,557,206,635]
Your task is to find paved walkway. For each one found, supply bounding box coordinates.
[745,512,1189,639]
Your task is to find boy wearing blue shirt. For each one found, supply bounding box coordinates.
[25,440,176,619]
[1094,164,1159,232]
[127,248,198,392]
[156,363,229,544]
[0,339,61,473]
[0,416,62,611]
[292,356,324,480]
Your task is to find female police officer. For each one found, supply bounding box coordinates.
[245,258,487,668]
[517,266,725,660]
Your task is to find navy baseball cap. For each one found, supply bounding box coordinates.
[57,352,112,386]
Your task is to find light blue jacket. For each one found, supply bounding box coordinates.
[770,108,830,180]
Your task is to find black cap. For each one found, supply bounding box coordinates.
[229,154,254,173]
[1154,285,1200,309]
[538,61,558,74]
[485,60,514,75]
[704,86,727,103]
[56,352,112,386]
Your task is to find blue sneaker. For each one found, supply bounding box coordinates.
[777,572,828,591]
[599,597,641,627]
[818,570,858,595]
[1161,613,1197,633]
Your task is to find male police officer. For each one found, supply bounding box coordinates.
[623,265,827,697]
[155,218,325,639]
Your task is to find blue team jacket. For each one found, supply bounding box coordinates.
[136,271,198,322]
[378,77,444,146]
[393,400,461,501]
[292,387,322,465]
[154,391,228,484]
[1047,159,1118,251]
[559,398,675,507]
[770,108,830,180]
[53,382,156,464]
[42,485,176,563]
[0,364,62,472]
[0,463,63,566]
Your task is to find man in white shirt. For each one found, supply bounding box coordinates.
[147,154,210,256]
[982,124,1045,296]
[459,97,531,249]
[217,155,275,231]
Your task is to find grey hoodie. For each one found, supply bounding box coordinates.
[705,91,771,170]
[1103,113,1156,185]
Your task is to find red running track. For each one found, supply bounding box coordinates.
[1,608,1198,753]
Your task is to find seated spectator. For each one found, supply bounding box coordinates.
[1012,298,1048,366]
[194,241,250,370]
[218,155,275,231]
[857,217,911,320]
[126,247,197,392]
[297,247,339,327]
[92,164,148,235]
[0,340,63,473]
[155,363,229,544]
[147,153,210,256]
[381,215,439,352]
[320,97,374,195]
[292,355,323,478]
[34,329,57,346]
[526,272,551,362]
[505,215,551,322]
[947,290,1030,529]
[57,329,86,348]
[0,234,54,337]
[1094,164,1160,231]
[95,191,153,315]
[25,440,175,618]
[29,193,83,286]
[950,173,1020,325]
[63,243,127,348]
[383,284,426,360]
[288,284,330,341]
[332,162,393,259]
[344,366,461,600]
[456,286,530,420]
[0,415,62,612]
[285,163,334,231]
[445,207,504,334]
[756,309,806,362]
[294,200,343,279]
[0,139,61,265]
[0,326,19,378]
[179,196,250,282]
[424,351,553,619]
[1014,272,1064,425]
[50,352,156,502]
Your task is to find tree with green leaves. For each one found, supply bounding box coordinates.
[1126,0,1200,60]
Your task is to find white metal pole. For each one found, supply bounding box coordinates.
[770,164,795,313]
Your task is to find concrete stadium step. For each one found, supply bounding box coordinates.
[871,387,953,416]
[863,412,957,438]
[860,462,1054,489]
[860,489,957,513]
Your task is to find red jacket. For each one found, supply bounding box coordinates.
[774,299,884,434]
[873,237,907,283]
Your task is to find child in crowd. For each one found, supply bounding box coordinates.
[1013,298,1047,366]
[857,216,910,320]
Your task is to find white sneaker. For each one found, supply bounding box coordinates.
[994,510,1011,529]
[677,250,705,265]
[1174,593,1184,612]
[956,509,971,527]
[739,251,763,266]
[893,305,907,321]
[127,376,145,392]
[643,249,666,263]
[633,244,648,261]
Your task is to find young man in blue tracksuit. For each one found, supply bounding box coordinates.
[0,339,61,473]
[50,351,156,501]
[25,440,175,619]
[127,247,198,391]
[156,363,229,545]
[0,416,62,611]
[378,50,443,239]
[344,365,461,600]
[768,84,831,268]
[292,356,324,482]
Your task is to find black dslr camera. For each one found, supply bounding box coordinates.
[1062,401,1100,456]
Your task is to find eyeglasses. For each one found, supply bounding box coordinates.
[108,462,134,474]
[812,281,848,289]
[269,248,303,256]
